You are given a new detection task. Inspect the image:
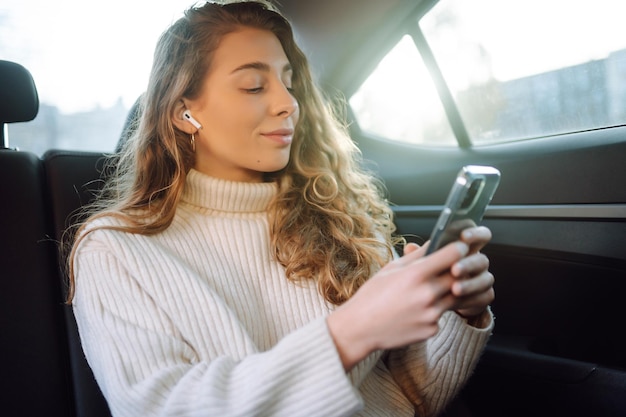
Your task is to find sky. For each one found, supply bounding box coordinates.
[1,0,195,113]
[2,0,625,114]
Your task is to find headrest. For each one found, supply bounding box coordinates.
[116,94,143,153]
[0,60,39,124]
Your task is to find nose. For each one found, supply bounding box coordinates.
[272,83,298,118]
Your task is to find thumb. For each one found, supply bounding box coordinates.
[403,242,425,256]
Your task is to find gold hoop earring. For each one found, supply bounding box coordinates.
[190,133,196,153]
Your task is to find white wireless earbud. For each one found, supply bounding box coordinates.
[183,110,202,129]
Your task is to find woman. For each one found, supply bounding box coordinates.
[68,1,495,416]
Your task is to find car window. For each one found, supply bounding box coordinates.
[1,0,192,155]
[349,35,457,146]
[351,0,626,146]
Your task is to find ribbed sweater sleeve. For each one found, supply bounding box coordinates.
[387,310,494,417]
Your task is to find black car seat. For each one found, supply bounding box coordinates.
[43,149,113,417]
[0,60,75,417]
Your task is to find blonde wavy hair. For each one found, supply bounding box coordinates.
[67,0,403,305]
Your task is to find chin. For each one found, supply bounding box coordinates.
[262,158,290,173]
[261,162,289,177]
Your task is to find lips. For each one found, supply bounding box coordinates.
[261,128,294,145]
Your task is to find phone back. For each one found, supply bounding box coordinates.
[426,165,501,254]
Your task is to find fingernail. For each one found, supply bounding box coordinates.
[457,242,469,256]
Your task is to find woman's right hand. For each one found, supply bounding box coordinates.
[327,240,469,371]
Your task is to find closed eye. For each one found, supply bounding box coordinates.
[244,87,264,94]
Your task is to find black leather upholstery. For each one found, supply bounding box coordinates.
[43,150,112,417]
[0,147,114,417]
[0,60,39,124]
[0,60,39,148]
[0,150,74,417]
[43,150,109,242]
[0,59,75,416]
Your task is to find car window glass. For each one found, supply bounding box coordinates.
[1,0,192,155]
[352,0,626,146]
[349,35,456,146]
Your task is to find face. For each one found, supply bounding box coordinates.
[183,27,299,182]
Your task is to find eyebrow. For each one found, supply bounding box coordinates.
[230,61,293,74]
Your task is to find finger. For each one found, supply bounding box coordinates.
[403,242,421,256]
[454,288,495,317]
[421,271,457,302]
[391,241,429,268]
[461,225,492,242]
[432,290,458,315]
[460,226,492,253]
[413,241,469,276]
[451,252,490,278]
[451,270,495,297]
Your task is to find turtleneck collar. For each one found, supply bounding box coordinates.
[181,169,277,213]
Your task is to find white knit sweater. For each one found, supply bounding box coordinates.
[73,169,493,417]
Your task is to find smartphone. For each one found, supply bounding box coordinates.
[425,165,501,255]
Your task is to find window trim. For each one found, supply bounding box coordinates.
[408,25,472,148]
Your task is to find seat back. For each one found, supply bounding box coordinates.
[43,149,113,417]
[0,59,75,417]
[0,156,75,416]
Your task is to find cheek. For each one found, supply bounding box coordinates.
[202,102,249,140]
[219,100,266,134]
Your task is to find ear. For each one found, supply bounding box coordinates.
[171,100,197,134]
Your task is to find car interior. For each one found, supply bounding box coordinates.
[2,0,625,416]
